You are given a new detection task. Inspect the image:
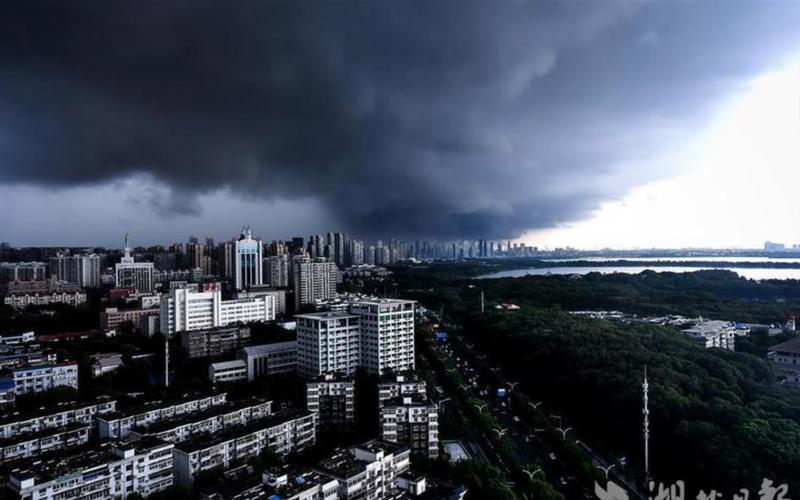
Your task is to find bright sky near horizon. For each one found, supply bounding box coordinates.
[522,61,800,250]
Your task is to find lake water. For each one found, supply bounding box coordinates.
[477,265,800,281]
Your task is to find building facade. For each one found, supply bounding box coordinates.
[209,360,248,383]
[115,236,155,293]
[293,256,338,309]
[380,395,439,458]
[181,325,251,359]
[296,312,361,378]
[306,374,355,427]
[349,299,416,375]
[159,288,275,335]
[233,228,263,291]
[239,341,298,380]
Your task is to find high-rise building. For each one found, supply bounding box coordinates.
[350,299,415,375]
[49,253,102,288]
[296,311,361,378]
[0,262,48,283]
[350,239,365,266]
[232,227,263,290]
[292,256,338,309]
[215,241,234,278]
[115,235,154,293]
[264,254,289,288]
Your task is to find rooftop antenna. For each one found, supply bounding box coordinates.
[643,365,650,483]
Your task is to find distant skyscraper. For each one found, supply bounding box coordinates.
[232,227,263,290]
[350,240,365,266]
[115,234,154,292]
[292,256,338,309]
[50,253,102,288]
[264,254,290,288]
[216,241,234,278]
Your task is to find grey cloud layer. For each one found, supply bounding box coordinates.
[0,1,797,239]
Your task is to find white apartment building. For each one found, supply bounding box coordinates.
[159,288,275,335]
[314,440,411,500]
[129,399,272,443]
[380,395,439,458]
[8,438,174,500]
[6,363,79,396]
[350,299,416,375]
[378,373,427,407]
[98,393,228,439]
[49,253,102,288]
[768,337,800,385]
[208,360,248,383]
[682,320,736,350]
[4,291,88,310]
[172,410,317,487]
[115,236,155,293]
[0,423,91,463]
[306,374,355,427]
[0,398,116,439]
[293,256,338,309]
[239,341,298,379]
[296,312,361,378]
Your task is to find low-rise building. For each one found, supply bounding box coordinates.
[239,341,297,379]
[182,325,251,359]
[172,410,317,486]
[0,332,35,345]
[7,437,174,500]
[209,359,248,383]
[0,351,57,371]
[314,440,411,500]
[0,398,116,439]
[0,423,91,463]
[100,307,160,331]
[306,374,355,428]
[4,290,87,310]
[98,393,228,439]
[380,395,439,459]
[681,320,736,350]
[2,363,79,396]
[91,353,124,378]
[197,466,338,500]
[768,337,800,385]
[129,398,272,443]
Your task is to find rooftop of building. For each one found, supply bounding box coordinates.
[315,440,409,479]
[308,373,355,384]
[378,371,424,385]
[210,359,247,371]
[0,396,115,426]
[240,340,297,355]
[295,311,359,320]
[174,409,313,453]
[683,320,735,334]
[132,398,271,435]
[8,437,171,484]
[770,336,800,354]
[0,422,91,449]
[98,391,226,421]
[381,394,437,408]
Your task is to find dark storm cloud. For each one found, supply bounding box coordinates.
[0,1,797,240]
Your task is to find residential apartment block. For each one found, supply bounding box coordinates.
[296,312,361,378]
[181,325,251,359]
[306,374,355,427]
[380,395,439,458]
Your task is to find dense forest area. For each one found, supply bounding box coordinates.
[389,265,800,494]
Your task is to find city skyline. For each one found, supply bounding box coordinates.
[1,2,798,249]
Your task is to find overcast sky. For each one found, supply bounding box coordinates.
[1,1,798,248]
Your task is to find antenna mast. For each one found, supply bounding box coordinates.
[480,290,485,313]
[643,365,650,482]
